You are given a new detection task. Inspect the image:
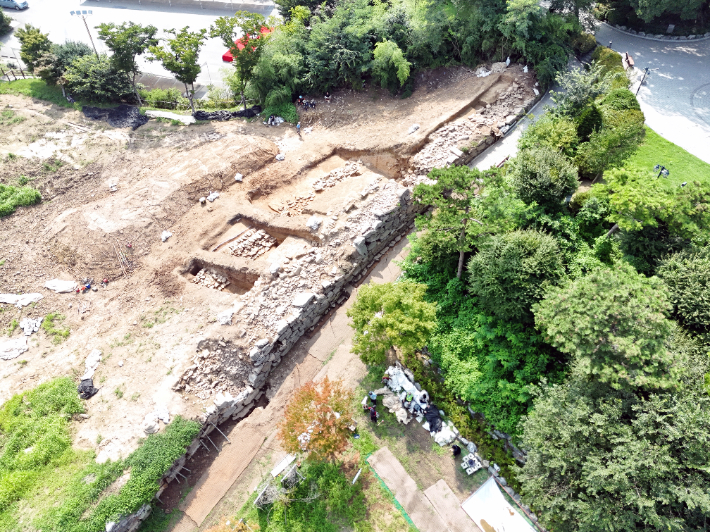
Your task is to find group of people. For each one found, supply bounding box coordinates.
[296,92,331,110]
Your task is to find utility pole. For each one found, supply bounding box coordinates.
[70,10,99,59]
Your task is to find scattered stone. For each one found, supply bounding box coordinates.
[192,268,231,291]
[306,216,322,231]
[227,229,277,259]
[408,123,420,134]
[234,173,243,182]
[275,153,285,161]
[161,230,173,242]
[206,191,220,202]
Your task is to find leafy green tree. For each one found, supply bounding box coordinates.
[509,147,579,211]
[630,0,706,22]
[211,11,268,112]
[550,64,611,117]
[62,54,132,103]
[431,296,565,435]
[372,40,411,93]
[596,169,710,241]
[518,366,710,532]
[548,0,595,20]
[347,281,437,366]
[414,166,527,279]
[52,41,93,71]
[0,10,12,36]
[96,22,158,105]
[274,0,335,20]
[15,24,52,72]
[149,27,207,113]
[658,247,710,329]
[533,264,676,390]
[469,229,565,323]
[518,113,579,157]
[33,52,63,85]
[575,104,602,142]
[575,108,645,180]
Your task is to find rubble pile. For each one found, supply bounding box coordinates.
[192,269,230,291]
[227,229,278,259]
[312,161,361,191]
[268,193,316,216]
[175,339,251,399]
[410,73,538,176]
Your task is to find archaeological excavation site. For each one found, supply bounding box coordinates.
[0,62,539,531]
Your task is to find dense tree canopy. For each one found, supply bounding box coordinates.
[508,147,579,211]
[658,247,710,329]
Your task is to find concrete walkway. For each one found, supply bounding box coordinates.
[368,447,480,532]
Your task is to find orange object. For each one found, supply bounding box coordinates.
[222,27,273,62]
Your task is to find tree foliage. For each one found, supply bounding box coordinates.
[149,27,207,112]
[509,147,579,211]
[278,377,354,461]
[550,63,613,117]
[15,24,52,72]
[518,367,710,532]
[468,230,565,323]
[534,264,677,390]
[518,113,579,157]
[96,22,158,104]
[658,247,710,329]
[372,40,411,93]
[347,281,437,365]
[210,11,268,111]
[62,54,132,103]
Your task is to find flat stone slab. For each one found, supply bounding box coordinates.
[424,479,481,532]
[368,447,449,532]
[292,292,315,307]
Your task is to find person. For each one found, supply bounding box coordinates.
[369,406,378,423]
[402,393,413,410]
[452,444,462,457]
[368,391,377,405]
[297,95,303,106]
[296,122,301,138]
[382,372,390,386]
[324,91,331,102]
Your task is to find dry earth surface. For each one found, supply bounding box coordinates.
[0,63,536,529]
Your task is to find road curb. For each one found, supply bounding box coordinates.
[599,22,710,43]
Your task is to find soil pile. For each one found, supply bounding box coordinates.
[82,104,149,130]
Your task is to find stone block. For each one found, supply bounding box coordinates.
[353,236,367,256]
[293,292,315,307]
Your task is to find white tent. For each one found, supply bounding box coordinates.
[461,477,536,532]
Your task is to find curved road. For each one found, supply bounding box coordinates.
[473,25,710,169]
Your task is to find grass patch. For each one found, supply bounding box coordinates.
[0,183,42,217]
[262,102,297,124]
[41,312,70,344]
[6,319,18,336]
[623,126,710,187]
[0,79,77,108]
[0,109,25,126]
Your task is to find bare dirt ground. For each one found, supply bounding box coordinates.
[0,64,534,491]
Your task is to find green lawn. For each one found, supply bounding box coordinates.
[0,79,114,109]
[624,126,710,187]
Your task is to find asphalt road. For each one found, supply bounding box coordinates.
[597,24,710,164]
[0,0,276,88]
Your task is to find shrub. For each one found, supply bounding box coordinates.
[15,24,52,72]
[657,247,710,329]
[41,312,70,344]
[599,88,640,111]
[139,87,187,110]
[571,33,596,55]
[592,45,627,87]
[518,114,579,157]
[372,40,411,94]
[53,41,93,71]
[0,10,12,36]
[468,229,565,323]
[0,184,42,217]
[262,101,297,123]
[575,104,603,142]
[62,54,132,103]
[509,147,579,211]
[34,52,63,85]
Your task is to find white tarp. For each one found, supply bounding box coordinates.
[0,293,43,307]
[82,349,102,380]
[461,477,536,532]
[0,337,29,360]
[44,279,77,293]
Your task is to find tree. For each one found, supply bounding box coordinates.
[575,104,602,142]
[278,377,354,461]
[96,22,158,105]
[52,41,93,71]
[14,24,52,72]
[596,170,710,240]
[658,247,710,329]
[509,147,579,211]
[575,108,645,180]
[34,52,63,85]
[518,113,579,157]
[347,281,437,366]
[0,10,12,37]
[62,54,133,103]
[533,264,676,391]
[211,12,268,112]
[468,230,565,323]
[630,0,706,22]
[548,0,595,20]
[149,27,207,113]
[550,64,611,117]
[372,40,411,93]
[518,369,710,532]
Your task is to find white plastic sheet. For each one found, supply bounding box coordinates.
[0,293,44,307]
[462,477,535,532]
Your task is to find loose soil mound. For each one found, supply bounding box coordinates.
[83,104,149,130]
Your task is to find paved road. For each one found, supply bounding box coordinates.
[596,24,710,164]
[0,0,276,89]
